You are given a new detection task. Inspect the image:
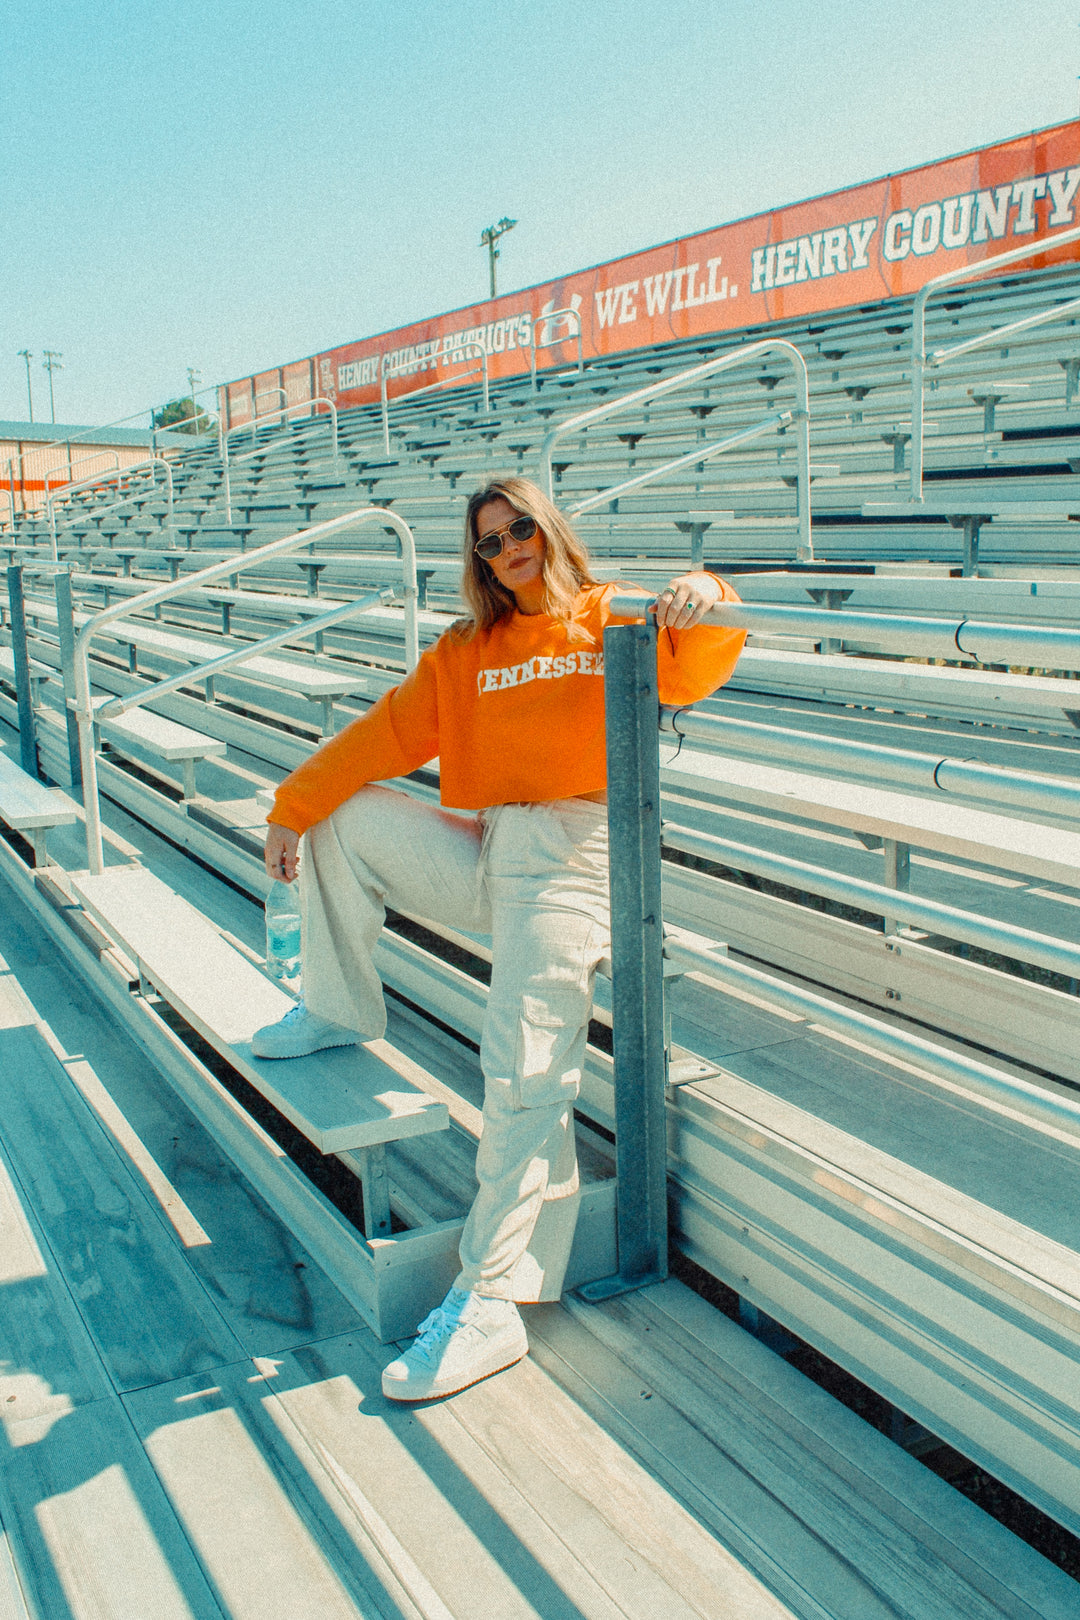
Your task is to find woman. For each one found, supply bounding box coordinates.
[256,476,745,1401]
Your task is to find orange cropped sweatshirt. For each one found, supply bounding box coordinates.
[269,581,746,833]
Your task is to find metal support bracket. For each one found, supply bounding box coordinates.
[353,1144,392,1239]
[883,838,911,937]
[946,513,990,577]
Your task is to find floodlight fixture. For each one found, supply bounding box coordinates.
[480,217,517,299]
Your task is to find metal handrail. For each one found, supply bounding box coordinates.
[71,503,421,873]
[927,292,1080,368]
[253,385,289,424]
[607,592,1080,669]
[380,344,490,455]
[660,703,1080,820]
[149,401,217,455]
[568,410,794,520]
[40,447,122,495]
[222,395,339,460]
[662,820,1080,981]
[47,457,174,562]
[3,446,122,528]
[541,339,813,561]
[909,224,1080,499]
[93,587,396,724]
[530,306,583,391]
[7,385,221,480]
[218,396,339,522]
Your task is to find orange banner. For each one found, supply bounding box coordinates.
[221,117,1080,425]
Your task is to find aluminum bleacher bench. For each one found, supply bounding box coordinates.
[69,862,449,1223]
[664,741,1080,889]
[0,747,79,867]
[94,702,227,800]
[863,497,1080,573]
[727,644,1080,732]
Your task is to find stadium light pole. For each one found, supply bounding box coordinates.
[480,217,517,299]
[17,351,34,421]
[42,351,63,424]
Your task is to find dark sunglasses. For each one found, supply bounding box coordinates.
[474,514,538,560]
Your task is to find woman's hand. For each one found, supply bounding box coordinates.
[264,823,301,883]
[654,571,723,630]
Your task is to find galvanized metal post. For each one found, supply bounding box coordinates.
[578,619,669,1301]
[53,569,83,793]
[6,565,39,778]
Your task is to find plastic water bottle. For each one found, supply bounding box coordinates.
[265,879,302,988]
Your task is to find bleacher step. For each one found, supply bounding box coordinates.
[529,1281,1080,1620]
[69,863,450,1153]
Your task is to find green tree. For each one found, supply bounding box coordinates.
[153,397,215,436]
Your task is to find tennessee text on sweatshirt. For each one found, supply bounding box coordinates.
[269,581,746,832]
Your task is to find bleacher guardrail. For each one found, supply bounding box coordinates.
[4,446,121,529]
[568,409,795,529]
[909,223,1080,500]
[530,306,584,392]
[47,456,175,562]
[252,386,290,435]
[541,339,814,562]
[660,817,1080,980]
[380,343,490,455]
[611,594,1080,668]
[593,596,1080,1298]
[1,385,222,521]
[68,505,421,874]
[219,396,340,524]
[660,701,1080,820]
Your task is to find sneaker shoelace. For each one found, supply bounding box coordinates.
[411,1291,474,1362]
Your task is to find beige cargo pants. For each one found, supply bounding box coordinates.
[300,785,611,1302]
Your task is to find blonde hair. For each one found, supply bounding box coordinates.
[455,477,598,639]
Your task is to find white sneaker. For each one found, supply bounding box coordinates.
[251,1000,360,1059]
[382,1288,528,1401]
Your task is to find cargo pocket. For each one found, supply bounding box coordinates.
[515,992,583,1110]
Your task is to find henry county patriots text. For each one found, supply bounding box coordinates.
[221,118,1080,424]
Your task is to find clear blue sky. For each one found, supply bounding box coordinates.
[3,0,1077,427]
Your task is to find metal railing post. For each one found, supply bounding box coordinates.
[54,569,83,793]
[3,457,16,528]
[381,357,393,456]
[218,417,233,522]
[6,566,39,779]
[579,618,669,1300]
